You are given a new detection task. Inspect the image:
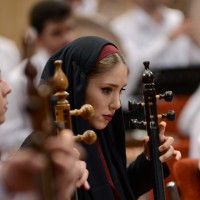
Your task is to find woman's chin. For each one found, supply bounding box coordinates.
[91,122,108,130]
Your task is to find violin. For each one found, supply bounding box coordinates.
[128,61,175,200]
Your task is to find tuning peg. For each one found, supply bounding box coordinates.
[128,100,145,111]
[70,104,94,119]
[156,91,173,102]
[74,130,97,144]
[158,110,175,121]
[129,119,147,129]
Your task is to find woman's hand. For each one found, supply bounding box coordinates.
[44,129,90,200]
[143,121,182,162]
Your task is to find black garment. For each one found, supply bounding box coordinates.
[22,36,170,200]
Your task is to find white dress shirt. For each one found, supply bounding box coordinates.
[177,84,200,158]
[110,6,200,110]
[189,112,200,158]
[0,36,20,78]
[178,84,200,136]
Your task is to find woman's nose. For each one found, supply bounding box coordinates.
[110,95,121,111]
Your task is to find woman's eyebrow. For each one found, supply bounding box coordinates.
[104,83,118,87]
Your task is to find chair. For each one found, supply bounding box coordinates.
[172,158,200,200]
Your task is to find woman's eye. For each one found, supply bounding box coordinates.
[101,87,112,94]
[120,87,126,94]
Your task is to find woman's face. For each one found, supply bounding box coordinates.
[0,77,11,124]
[85,63,128,130]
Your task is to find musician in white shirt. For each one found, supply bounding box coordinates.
[110,0,200,111]
[0,1,76,154]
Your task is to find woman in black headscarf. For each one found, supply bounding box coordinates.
[34,36,180,199]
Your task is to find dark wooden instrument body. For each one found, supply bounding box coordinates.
[142,66,166,200]
[25,58,56,200]
[129,61,175,200]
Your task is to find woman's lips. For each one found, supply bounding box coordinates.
[103,115,113,121]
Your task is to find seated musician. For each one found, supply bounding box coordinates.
[0,71,89,199]
[23,36,181,200]
[0,0,76,154]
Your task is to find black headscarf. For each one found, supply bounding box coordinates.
[41,36,136,199]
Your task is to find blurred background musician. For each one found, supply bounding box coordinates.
[110,0,200,113]
[0,0,76,156]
